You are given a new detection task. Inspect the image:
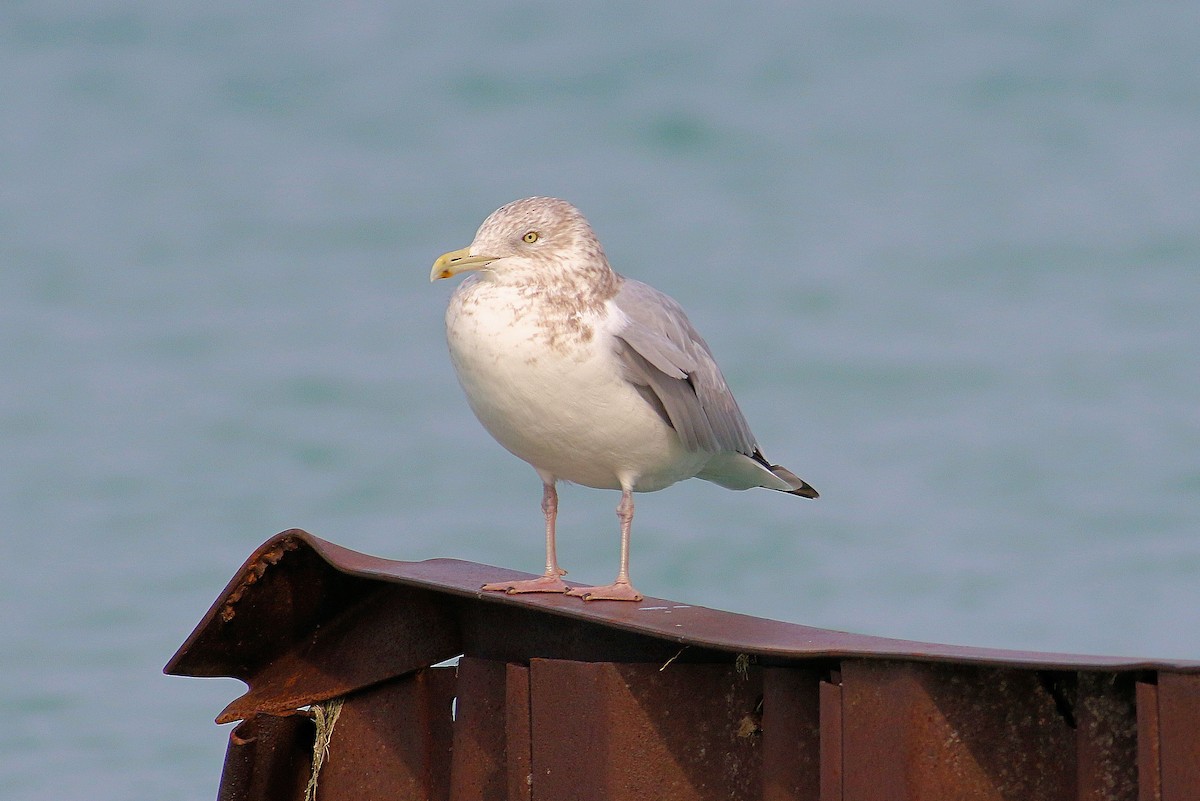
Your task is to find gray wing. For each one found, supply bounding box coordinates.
[612,278,757,455]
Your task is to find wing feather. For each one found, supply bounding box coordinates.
[612,279,757,455]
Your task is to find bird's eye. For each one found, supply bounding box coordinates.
[522,231,539,243]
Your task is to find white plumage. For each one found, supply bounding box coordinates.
[432,197,816,601]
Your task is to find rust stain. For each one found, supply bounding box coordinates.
[220,537,299,623]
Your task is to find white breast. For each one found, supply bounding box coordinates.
[445,279,707,492]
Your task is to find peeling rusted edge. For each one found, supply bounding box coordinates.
[165,532,307,678]
[167,529,1200,682]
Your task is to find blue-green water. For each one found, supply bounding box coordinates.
[3,1,1198,797]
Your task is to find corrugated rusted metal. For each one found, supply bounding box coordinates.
[167,529,1200,801]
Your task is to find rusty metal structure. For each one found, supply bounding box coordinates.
[166,530,1200,800]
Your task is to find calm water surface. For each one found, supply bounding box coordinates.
[2,2,1198,798]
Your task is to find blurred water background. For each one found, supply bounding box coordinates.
[2,1,1199,798]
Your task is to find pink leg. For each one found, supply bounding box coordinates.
[482,481,569,594]
[566,487,644,602]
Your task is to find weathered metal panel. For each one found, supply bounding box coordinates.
[312,667,455,801]
[1157,672,1200,801]
[167,532,1200,800]
[504,663,532,801]
[761,667,821,801]
[217,585,461,723]
[1075,672,1137,801]
[217,713,312,801]
[1136,680,1161,801]
[528,659,763,800]
[449,657,508,801]
[819,676,843,801]
[456,594,713,666]
[166,533,462,724]
[169,536,368,679]
[167,531,1200,680]
[445,658,534,801]
[841,660,1077,800]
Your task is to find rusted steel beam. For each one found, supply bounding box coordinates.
[504,663,532,801]
[216,584,461,724]
[455,593,710,666]
[1075,672,1138,801]
[1157,672,1200,801]
[761,667,821,801]
[448,657,508,801]
[526,659,763,800]
[166,535,463,723]
[217,713,312,801]
[165,531,1200,691]
[1136,680,1161,801]
[443,658,536,801]
[167,532,1200,801]
[818,676,843,801]
[309,668,455,801]
[840,660,1078,800]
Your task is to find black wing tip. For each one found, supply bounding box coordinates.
[763,458,819,499]
[787,482,820,499]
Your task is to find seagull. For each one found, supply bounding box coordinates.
[431,197,817,601]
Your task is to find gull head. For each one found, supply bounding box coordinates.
[431,197,610,284]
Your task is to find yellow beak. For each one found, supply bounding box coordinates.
[430,247,497,281]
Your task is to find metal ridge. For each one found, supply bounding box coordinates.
[166,529,1200,680]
